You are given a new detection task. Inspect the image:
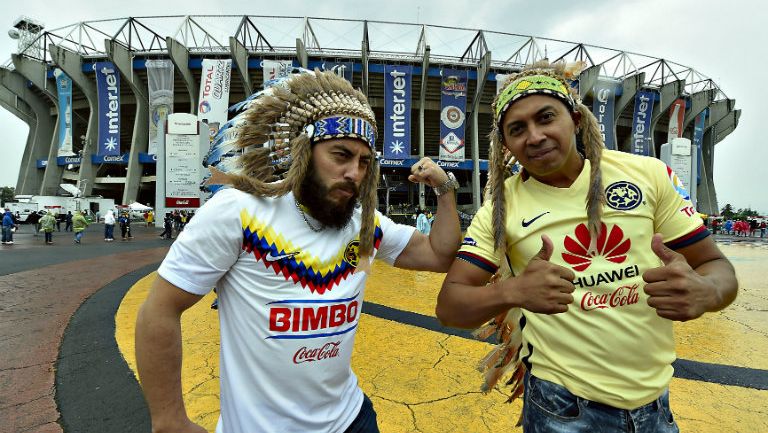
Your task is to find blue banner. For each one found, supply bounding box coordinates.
[630,90,655,156]
[320,61,354,82]
[592,79,618,150]
[37,159,47,168]
[139,153,158,164]
[383,65,412,159]
[692,109,707,185]
[54,69,74,156]
[379,157,488,171]
[439,69,467,161]
[95,61,121,156]
[91,153,129,165]
[56,155,82,166]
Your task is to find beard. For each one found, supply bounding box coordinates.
[298,166,360,230]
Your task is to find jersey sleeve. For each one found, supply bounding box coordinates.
[375,212,417,266]
[457,200,503,274]
[650,159,709,249]
[157,189,245,295]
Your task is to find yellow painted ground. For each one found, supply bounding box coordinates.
[115,243,768,433]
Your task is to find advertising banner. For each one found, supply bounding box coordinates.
[630,90,656,156]
[321,61,354,82]
[383,65,412,159]
[91,153,129,165]
[198,59,232,144]
[56,155,81,166]
[95,61,121,156]
[262,59,294,87]
[54,68,74,156]
[692,109,707,185]
[165,113,201,208]
[146,59,175,155]
[667,98,686,143]
[591,79,618,150]
[439,69,467,161]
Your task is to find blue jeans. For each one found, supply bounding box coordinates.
[1,226,12,243]
[104,224,114,239]
[522,373,678,433]
[75,231,84,243]
[344,394,379,433]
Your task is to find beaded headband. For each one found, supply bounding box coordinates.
[494,74,575,125]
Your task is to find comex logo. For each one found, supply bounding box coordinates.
[561,223,631,272]
[605,181,642,211]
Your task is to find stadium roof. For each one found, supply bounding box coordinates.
[4,15,726,99]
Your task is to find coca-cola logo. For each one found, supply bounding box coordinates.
[293,341,341,364]
[581,284,639,311]
[562,223,631,272]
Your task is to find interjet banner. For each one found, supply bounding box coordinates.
[262,60,294,87]
[321,61,354,82]
[95,61,121,156]
[667,98,685,143]
[54,68,74,156]
[439,69,467,161]
[198,59,232,143]
[591,79,618,150]
[692,109,707,185]
[630,90,655,156]
[383,65,412,159]
[146,59,175,155]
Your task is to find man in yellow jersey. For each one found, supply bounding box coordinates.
[436,62,738,433]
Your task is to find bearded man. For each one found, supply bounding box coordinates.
[135,70,461,433]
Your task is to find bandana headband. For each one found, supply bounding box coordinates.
[495,74,575,124]
[308,115,377,150]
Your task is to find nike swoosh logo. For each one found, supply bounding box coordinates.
[264,251,299,262]
[521,212,550,228]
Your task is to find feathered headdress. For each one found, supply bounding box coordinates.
[202,69,380,262]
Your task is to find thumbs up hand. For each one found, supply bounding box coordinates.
[643,233,714,321]
[504,235,576,314]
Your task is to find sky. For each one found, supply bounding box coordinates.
[0,0,765,214]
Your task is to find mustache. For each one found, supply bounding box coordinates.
[330,181,359,196]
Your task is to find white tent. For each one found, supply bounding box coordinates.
[128,202,153,211]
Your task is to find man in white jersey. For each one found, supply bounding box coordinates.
[135,71,461,433]
[436,62,738,433]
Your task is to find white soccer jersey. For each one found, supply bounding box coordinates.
[159,188,415,433]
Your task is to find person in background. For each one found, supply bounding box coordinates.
[119,212,133,241]
[65,211,73,232]
[39,211,56,245]
[73,210,89,244]
[2,208,15,245]
[103,209,116,242]
[416,208,432,235]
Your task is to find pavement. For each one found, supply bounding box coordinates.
[1,225,767,433]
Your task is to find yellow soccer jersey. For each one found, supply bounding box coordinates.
[458,149,708,409]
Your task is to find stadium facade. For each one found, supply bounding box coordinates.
[1,15,739,215]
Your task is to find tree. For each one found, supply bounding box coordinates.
[720,203,735,219]
[0,186,14,207]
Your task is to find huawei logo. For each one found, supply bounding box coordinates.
[561,223,631,271]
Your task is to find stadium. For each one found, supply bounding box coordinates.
[1,15,739,217]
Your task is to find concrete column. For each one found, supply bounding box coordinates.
[0,68,57,196]
[699,128,717,214]
[49,45,98,197]
[649,80,685,157]
[417,46,430,209]
[229,37,252,96]
[295,38,308,69]
[470,53,491,211]
[683,89,715,130]
[106,39,148,205]
[166,37,198,113]
[705,99,734,129]
[578,65,601,100]
[0,89,36,193]
[11,55,58,102]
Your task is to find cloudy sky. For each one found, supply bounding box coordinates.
[1,0,765,213]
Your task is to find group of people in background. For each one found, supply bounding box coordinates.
[158,209,194,240]
[716,218,767,238]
